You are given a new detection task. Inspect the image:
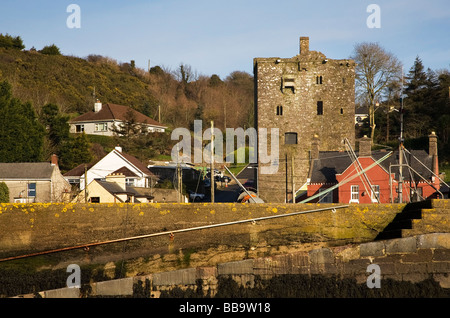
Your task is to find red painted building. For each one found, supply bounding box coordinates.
[305,133,441,204]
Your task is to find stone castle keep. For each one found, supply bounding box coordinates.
[254,36,356,203]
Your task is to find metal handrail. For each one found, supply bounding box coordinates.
[0,204,349,262]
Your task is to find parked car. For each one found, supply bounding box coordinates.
[189,191,205,202]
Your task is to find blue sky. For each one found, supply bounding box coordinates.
[1,0,449,78]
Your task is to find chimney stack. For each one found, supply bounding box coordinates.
[94,99,102,112]
[51,154,58,166]
[358,135,372,157]
[429,131,439,177]
[300,36,309,55]
[115,145,122,153]
[310,134,320,160]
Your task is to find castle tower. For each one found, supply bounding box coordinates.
[254,36,356,203]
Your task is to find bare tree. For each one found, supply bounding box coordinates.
[352,42,402,142]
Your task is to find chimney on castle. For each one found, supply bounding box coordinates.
[94,99,102,112]
[358,135,372,157]
[300,36,309,54]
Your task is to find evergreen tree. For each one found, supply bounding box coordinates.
[39,44,61,55]
[0,182,9,203]
[405,56,427,96]
[40,103,70,149]
[59,133,93,172]
[0,33,25,50]
[0,80,45,162]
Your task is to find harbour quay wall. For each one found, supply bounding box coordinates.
[21,233,450,298]
[0,201,408,261]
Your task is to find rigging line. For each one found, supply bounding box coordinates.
[0,204,349,263]
[401,145,419,196]
[344,138,377,202]
[343,138,380,203]
[402,147,450,189]
[300,151,393,204]
[406,165,444,198]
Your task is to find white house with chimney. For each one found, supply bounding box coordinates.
[64,146,158,191]
[69,100,166,136]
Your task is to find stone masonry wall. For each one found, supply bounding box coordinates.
[20,233,450,298]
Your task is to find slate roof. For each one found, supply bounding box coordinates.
[69,103,166,128]
[0,162,55,179]
[63,150,156,179]
[95,181,154,201]
[309,149,435,184]
[63,163,94,177]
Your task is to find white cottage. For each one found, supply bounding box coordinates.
[69,100,166,136]
[64,146,158,190]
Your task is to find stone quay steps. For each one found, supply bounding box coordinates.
[376,200,450,240]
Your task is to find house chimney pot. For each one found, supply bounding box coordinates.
[94,99,102,112]
[429,132,439,177]
[51,154,58,166]
[358,136,372,157]
[310,134,320,160]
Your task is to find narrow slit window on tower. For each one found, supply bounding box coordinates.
[276,105,283,116]
[317,101,323,115]
[340,108,344,115]
[316,76,323,84]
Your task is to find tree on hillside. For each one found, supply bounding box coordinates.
[40,103,70,148]
[351,42,402,143]
[58,133,93,172]
[39,44,61,55]
[0,33,25,50]
[0,80,45,162]
[110,108,143,138]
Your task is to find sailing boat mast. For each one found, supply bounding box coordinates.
[398,68,405,203]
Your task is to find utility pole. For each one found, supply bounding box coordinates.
[291,155,295,203]
[210,120,215,203]
[158,105,161,123]
[84,164,87,203]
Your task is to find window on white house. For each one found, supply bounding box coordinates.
[125,178,135,186]
[28,183,36,197]
[75,124,84,133]
[371,185,380,202]
[95,123,108,132]
[350,185,359,203]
